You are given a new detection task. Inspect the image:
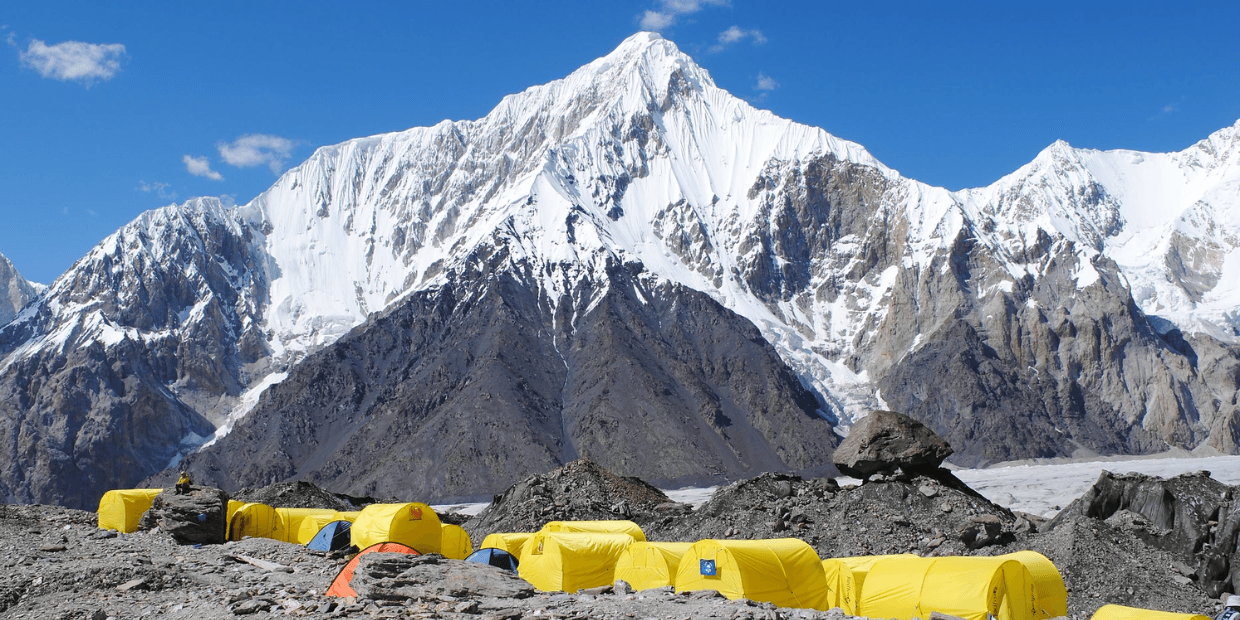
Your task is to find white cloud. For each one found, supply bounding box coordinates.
[710,26,767,52]
[640,11,676,31]
[639,0,729,31]
[19,39,126,86]
[755,73,779,91]
[137,180,177,200]
[183,155,224,181]
[217,134,297,174]
[3,26,15,48]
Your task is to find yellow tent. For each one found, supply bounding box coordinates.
[821,554,919,614]
[1003,551,1067,619]
[351,503,442,552]
[97,489,163,533]
[614,541,692,591]
[295,510,361,546]
[675,539,830,611]
[518,531,636,592]
[859,555,1038,620]
[228,503,277,541]
[1091,605,1210,620]
[333,510,360,522]
[481,532,534,558]
[541,520,646,541]
[225,500,244,538]
[440,524,473,560]
[273,508,338,544]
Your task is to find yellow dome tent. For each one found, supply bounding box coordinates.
[821,554,919,614]
[296,510,362,546]
[225,500,244,538]
[272,508,338,544]
[675,538,830,611]
[858,555,1038,620]
[1004,551,1067,619]
[97,489,163,533]
[480,532,533,558]
[351,503,442,553]
[440,523,473,560]
[518,531,636,592]
[228,503,278,541]
[613,541,692,590]
[541,520,646,541]
[1091,605,1210,620]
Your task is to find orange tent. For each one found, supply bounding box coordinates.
[325,542,421,598]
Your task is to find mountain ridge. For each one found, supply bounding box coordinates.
[3,32,1238,507]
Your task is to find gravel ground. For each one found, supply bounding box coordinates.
[0,462,1225,619]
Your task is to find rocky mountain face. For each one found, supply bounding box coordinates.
[174,245,835,502]
[0,251,37,326]
[2,32,1239,508]
[0,200,273,507]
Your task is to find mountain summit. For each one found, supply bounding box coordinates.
[2,34,1237,508]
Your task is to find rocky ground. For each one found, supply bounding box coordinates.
[0,463,1225,619]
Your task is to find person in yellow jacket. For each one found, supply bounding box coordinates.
[175,471,192,495]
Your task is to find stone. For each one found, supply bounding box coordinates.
[831,410,953,478]
[139,486,230,545]
[959,515,1004,550]
[349,552,535,601]
[116,578,147,592]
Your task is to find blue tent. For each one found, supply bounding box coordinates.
[307,520,353,552]
[465,547,519,573]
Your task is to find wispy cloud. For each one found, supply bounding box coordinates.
[1147,97,1186,122]
[19,39,126,87]
[2,26,15,48]
[137,180,177,200]
[755,73,778,91]
[217,134,298,174]
[709,26,767,52]
[639,0,729,32]
[183,155,224,181]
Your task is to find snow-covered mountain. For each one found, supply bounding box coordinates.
[2,33,1238,508]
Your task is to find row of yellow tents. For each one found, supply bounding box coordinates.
[479,521,1066,620]
[100,493,1211,620]
[96,490,471,559]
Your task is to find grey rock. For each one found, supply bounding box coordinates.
[832,410,953,478]
[0,251,36,327]
[959,514,1004,549]
[349,553,535,601]
[139,486,229,544]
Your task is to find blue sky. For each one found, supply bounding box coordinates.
[2,1,1238,284]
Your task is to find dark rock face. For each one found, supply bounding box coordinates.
[138,486,229,545]
[174,251,837,502]
[0,200,269,509]
[0,251,36,326]
[349,553,535,601]
[1050,470,1240,598]
[831,410,953,478]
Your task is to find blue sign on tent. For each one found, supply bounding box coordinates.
[700,559,717,576]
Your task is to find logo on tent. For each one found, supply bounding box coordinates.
[409,506,422,519]
[700,559,717,577]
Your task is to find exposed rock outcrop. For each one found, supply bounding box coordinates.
[138,486,230,545]
[831,410,953,478]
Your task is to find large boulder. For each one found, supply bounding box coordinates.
[832,410,953,478]
[349,553,535,601]
[139,486,230,544]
